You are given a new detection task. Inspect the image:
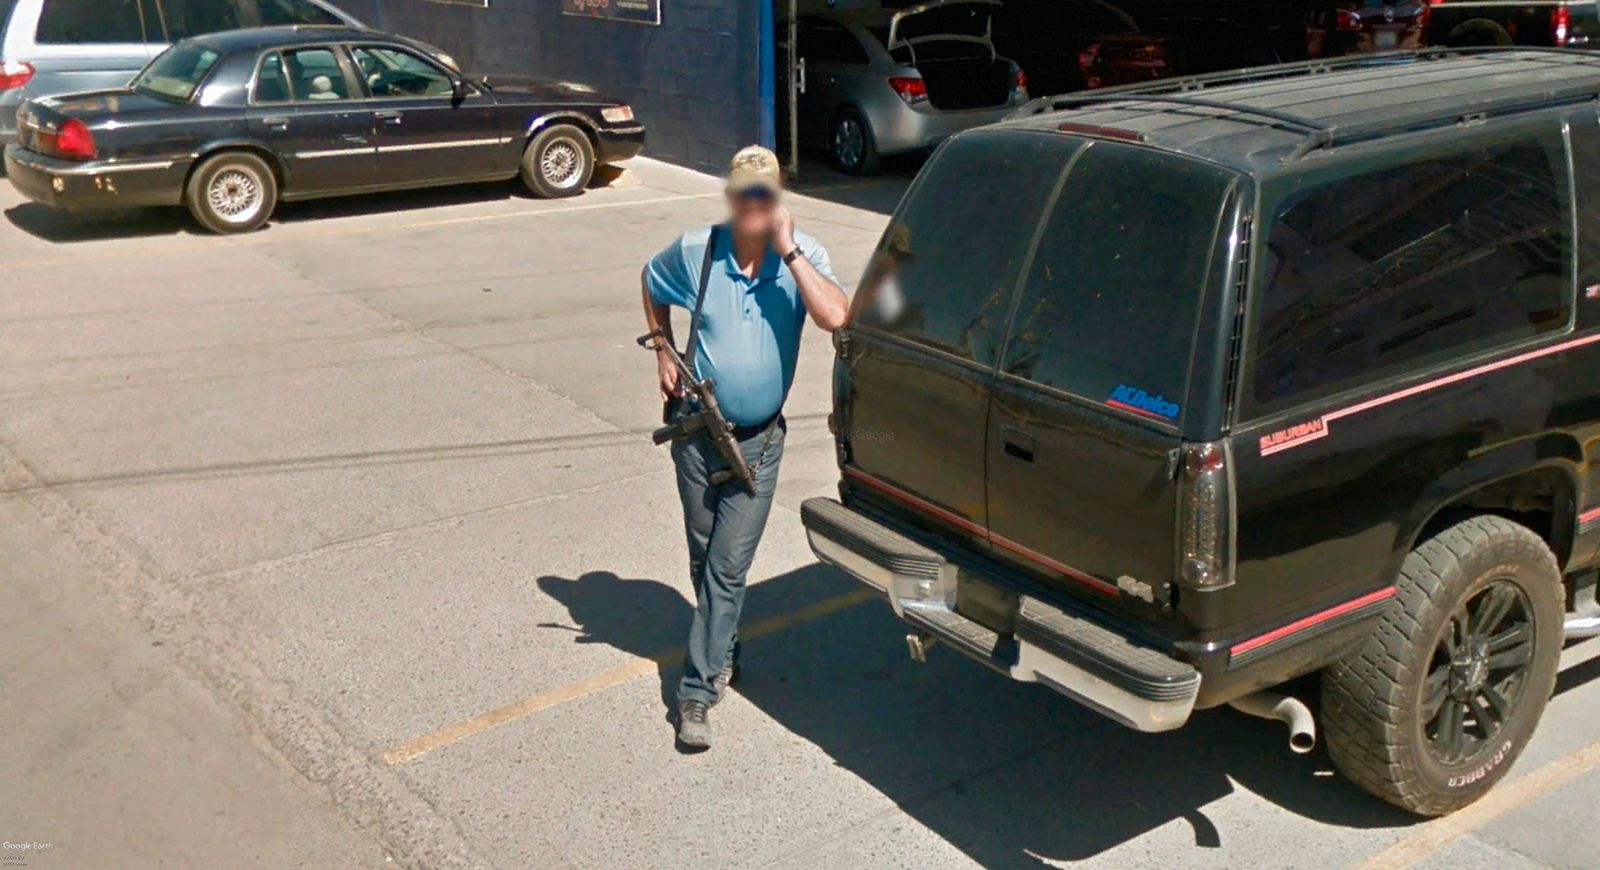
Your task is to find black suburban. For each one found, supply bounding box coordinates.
[3,25,644,232]
[802,47,1600,815]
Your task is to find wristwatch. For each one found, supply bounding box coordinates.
[782,246,804,265]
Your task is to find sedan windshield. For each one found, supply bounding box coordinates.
[132,43,222,102]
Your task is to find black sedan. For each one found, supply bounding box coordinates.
[3,26,645,233]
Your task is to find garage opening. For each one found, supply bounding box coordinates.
[772,1,1538,184]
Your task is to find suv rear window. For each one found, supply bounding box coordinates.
[1244,126,1574,417]
[999,142,1236,424]
[854,131,1074,365]
[35,0,147,44]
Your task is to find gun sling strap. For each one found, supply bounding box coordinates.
[682,223,721,369]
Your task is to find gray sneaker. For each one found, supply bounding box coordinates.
[677,699,711,748]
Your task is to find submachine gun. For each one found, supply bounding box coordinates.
[636,330,756,495]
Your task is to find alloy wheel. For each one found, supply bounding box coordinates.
[833,116,864,169]
[1423,579,1536,765]
[207,167,265,225]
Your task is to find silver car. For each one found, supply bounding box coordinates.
[0,0,360,146]
[796,0,1029,175]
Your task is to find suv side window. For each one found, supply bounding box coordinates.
[854,131,1074,365]
[1244,126,1574,417]
[256,0,342,25]
[158,0,243,40]
[35,0,148,44]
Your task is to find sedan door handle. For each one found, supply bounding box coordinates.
[262,116,289,130]
[1000,424,1037,463]
[375,110,403,125]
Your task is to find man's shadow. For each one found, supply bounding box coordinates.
[537,564,861,714]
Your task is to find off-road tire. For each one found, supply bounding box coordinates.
[185,151,278,234]
[1322,515,1563,816]
[520,124,594,199]
[830,107,880,176]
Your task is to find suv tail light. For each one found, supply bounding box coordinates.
[1335,5,1363,31]
[1554,6,1572,45]
[888,75,927,104]
[41,118,96,161]
[1014,67,1028,95]
[0,60,34,91]
[1177,440,1236,591]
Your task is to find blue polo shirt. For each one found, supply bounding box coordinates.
[646,224,837,427]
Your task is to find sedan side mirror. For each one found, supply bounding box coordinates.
[451,76,473,101]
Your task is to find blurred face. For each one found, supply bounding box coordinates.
[726,186,778,237]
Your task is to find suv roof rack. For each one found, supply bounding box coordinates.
[1025,46,1600,162]
[1047,94,1330,135]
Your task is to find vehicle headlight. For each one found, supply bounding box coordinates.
[601,105,634,124]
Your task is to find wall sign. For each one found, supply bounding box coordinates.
[561,0,661,25]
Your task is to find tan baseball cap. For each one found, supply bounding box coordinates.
[725,145,782,195]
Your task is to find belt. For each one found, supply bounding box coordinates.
[731,413,782,441]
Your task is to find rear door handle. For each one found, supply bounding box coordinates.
[1000,424,1036,463]
[375,110,403,125]
[262,116,289,130]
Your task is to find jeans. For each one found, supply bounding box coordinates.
[671,417,786,705]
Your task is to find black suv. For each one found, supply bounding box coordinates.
[801,47,1600,815]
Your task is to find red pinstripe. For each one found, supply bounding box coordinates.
[842,467,1119,596]
[1230,586,1397,656]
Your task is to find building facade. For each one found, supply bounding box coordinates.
[338,0,768,172]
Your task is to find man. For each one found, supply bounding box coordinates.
[640,145,849,748]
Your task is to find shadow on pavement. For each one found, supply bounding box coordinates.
[538,563,1414,867]
[5,168,631,242]
[6,202,196,243]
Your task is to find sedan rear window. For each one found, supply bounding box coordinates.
[132,42,221,102]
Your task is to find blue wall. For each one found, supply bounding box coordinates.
[338,0,763,172]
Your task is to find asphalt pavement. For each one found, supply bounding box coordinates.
[2,156,1598,870]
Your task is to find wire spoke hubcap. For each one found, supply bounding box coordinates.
[207,168,264,223]
[541,141,583,188]
[1425,579,1534,766]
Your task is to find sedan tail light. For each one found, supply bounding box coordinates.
[1335,5,1364,31]
[1554,6,1572,45]
[1177,440,1236,591]
[0,60,34,92]
[40,118,96,161]
[1013,67,1028,95]
[887,75,927,104]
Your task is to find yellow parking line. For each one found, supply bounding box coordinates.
[379,586,878,766]
[1351,736,1600,870]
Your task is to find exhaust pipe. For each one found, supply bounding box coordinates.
[1566,614,1600,641]
[1230,692,1317,754]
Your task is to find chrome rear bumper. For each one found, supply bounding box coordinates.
[801,497,1201,732]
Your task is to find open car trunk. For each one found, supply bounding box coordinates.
[889,0,1013,110]
[916,56,1013,110]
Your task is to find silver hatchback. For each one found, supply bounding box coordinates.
[796,0,1029,175]
[0,0,359,145]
